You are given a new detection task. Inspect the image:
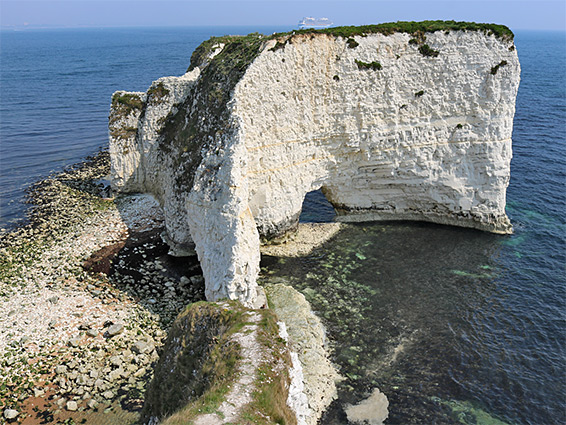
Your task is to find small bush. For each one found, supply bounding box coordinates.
[408,38,419,45]
[419,44,440,57]
[508,46,515,52]
[456,123,463,129]
[269,40,287,52]
[147,82,170,104]
[355,59,382,71]
[415,90,424,97]
[112,93,143,110]
[346,38,359,48]
[490,60,508,75]
[333,75,340,81]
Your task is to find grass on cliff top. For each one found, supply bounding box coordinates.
[299,20,514,41]
[187,20,513,71]
[156,304,295,425]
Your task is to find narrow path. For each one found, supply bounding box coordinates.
[193,311,263,425]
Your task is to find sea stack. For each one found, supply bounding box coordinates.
[109,22,520,306]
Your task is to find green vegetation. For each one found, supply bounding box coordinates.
[490,60,508,75]
[142,301,245,422]
[283,20,513,41]
[187,33,264,71]
[146,303,295,425]
[355,59,383,71]
[111,92,144,110]
[240,310,296,425]
[109,126,137,141]
[456,123,464,129]
[160,32,265,193]
[147,82,170,104]
[109,92,144,130]
[415,90,425,97]
[346,38,359,48]
[419,44,440,57]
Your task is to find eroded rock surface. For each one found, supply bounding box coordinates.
[266,282,340,425]
[109,23,520,306]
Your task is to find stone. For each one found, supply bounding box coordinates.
[133,367,146,377]
[55,365,67,374]
[3,409,18,420]
[109,26,520,307]
[68,336,81,347]
[109,356,122,367]
[87,399,98,409]
[345,388,389,425]
[66,400,78,411]
[106,323,124,337]
[90,370,99,379]
[132,340,154,354]
[33,387,45,397]
[102,390,114,400]
[108,368,124,382]
[76,374,88,385]
[86,329,98,338]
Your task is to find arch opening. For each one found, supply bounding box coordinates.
[299,189,336,223]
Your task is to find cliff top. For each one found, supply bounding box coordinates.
[188,20,514,71]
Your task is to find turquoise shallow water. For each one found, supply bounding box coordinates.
[0,27,564,424]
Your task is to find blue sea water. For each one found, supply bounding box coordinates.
[0,27,564,424]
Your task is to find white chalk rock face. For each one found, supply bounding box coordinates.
[109,27,520,306]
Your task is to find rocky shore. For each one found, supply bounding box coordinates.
[0,151,206,423]
[0,151,340,424]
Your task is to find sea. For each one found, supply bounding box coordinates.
[1,27,564,425]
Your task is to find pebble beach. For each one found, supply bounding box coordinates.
[0,151,206,424]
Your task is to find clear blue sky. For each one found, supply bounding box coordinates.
[1,0,565,31]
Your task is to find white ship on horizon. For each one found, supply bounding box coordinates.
[298,17,333,29]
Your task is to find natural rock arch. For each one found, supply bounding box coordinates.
[109,24,520,306]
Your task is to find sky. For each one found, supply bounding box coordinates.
[1,0,565,31]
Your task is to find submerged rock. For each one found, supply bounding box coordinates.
[345,388,389,425]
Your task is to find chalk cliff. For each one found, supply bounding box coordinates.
[109,22,520,306]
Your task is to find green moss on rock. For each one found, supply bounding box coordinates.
[147,82,170,105]
[490,60,508,75]
[159,33,265,194]
[141,301,246,422]
[355,59,383,71]
[111,92,144,110]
